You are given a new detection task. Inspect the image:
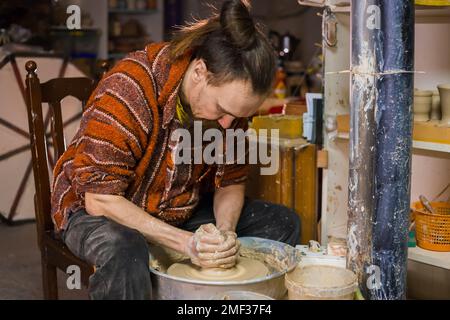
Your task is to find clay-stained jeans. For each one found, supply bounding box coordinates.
[62,194,301,300]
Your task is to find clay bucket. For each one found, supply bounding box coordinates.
[285,265,358,300]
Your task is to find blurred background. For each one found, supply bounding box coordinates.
[0,0,323,91]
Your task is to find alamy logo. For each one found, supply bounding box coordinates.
[66,265,81,290]
[66,5,81,30]
[366,265,381,290]
[171,121,280,176]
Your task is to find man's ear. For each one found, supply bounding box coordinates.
[191,59,208,84]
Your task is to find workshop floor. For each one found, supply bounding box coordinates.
[0,222,88,300]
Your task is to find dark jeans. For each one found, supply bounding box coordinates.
[62,194,301,300]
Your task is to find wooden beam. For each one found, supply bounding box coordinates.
[294,144,318,244]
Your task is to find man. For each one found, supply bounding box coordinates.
[51,0,300,299]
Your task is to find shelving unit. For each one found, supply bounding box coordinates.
[336,133,450,153]
[298,1,450,15]
[107,0,164,60]
[296,2,450,277]
[413,140,450,153]
[75,0,164,60]
[334,116,450,153]
[409,247,450,270]
[416,4,450,22]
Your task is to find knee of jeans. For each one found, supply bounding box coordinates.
[106,224,149,263]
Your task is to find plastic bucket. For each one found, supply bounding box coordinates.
[285,265,357,300]
[211,291,274,300]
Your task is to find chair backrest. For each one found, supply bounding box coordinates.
[24,60,105,246]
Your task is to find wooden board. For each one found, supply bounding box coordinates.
[246,142,318,245]
[413,122,450,144]
[295,145,318,244]
[336,114,450,145]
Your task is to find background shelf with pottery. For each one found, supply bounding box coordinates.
[412,0,450,242]
[107,0,163,60]
[335,115,450,153]
[298,0,450,256]
[334,114,450,232]
[298,0,450,299]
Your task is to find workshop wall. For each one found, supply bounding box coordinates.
[182,0,322,65]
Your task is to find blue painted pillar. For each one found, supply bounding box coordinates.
[348,0,414,300]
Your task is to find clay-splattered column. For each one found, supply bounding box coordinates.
[347,0,414,300]
[347,0,378,299]
[372,1,414,300]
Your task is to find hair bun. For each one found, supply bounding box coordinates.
[220,0,257,51]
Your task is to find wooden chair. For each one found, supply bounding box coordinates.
[24,60,108,299]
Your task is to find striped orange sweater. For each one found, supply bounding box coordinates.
[51,43,250,232]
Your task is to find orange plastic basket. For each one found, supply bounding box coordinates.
[412,202,450,252]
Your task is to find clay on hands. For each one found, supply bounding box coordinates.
[187,224,240,269]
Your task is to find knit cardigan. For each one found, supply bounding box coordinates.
[51,42,249,233]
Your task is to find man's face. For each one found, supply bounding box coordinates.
[182,59,265,130]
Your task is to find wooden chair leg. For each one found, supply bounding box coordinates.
[41,252,58,300]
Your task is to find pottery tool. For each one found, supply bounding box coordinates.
[420,195,437,215]
[432,183,450,204]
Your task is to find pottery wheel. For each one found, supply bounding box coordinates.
[167,257,269,282]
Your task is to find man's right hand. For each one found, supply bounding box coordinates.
[184,224,240,269]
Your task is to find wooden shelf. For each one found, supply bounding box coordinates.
[297,1,450,17]
[414,122,450,149]
[336,132,350,140]
[334,115,450,153]
[248,134,309,149]
[409,246,450,270]
[413,140,450,153]
[336,133,450,153]
[416,5,450,16]
[416,4,450,23]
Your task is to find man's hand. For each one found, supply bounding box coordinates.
[184,224,240,269]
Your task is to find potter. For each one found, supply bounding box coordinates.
[51,0,301,299]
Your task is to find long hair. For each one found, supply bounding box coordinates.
[170,0,276,96]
